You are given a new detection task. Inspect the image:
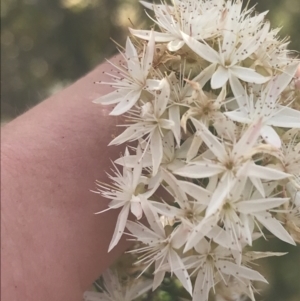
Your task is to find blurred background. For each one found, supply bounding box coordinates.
[1,0,300,300]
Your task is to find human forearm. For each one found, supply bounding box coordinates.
[1,56,129,301]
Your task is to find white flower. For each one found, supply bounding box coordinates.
[174,118,289,218]
[94,147,160,251]
[225,63,300,147]
[83,269,152,301]
[93,31,160,115]
[184,238,267,301]
[109,79,174,175]
[181,12,270,91]
[126,204,193,295]
[130,0,221,52]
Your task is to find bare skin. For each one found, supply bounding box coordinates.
[1,55,130,301]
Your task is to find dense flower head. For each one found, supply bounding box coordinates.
[87,0,300,300]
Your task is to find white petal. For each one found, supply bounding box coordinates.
[192,63,217,87]
[267,63,299,98]
[211,65,229,89]
[155,78,170,116]
[181,32,220,64]
[167,39,185,51]
[140,200,165,237]
[205,173,235,217]
[232,118,263,158]
[129,27,174,42]
[145,78,161,90]
[224,110,250,123]
[247,164,290,180]
[126,220,162,241]
[215,260,268,283]
[125,37,142,79]
[93,89,124,105]
[108,204,130,251]
[260,125,281,148]
[174,162,224,179]
[184,215,217,252]
[193,267,212,301]
[231,66,270,84]
[177,180,210,204]
[229,73,248,110]
[255,212,296,245]
[153,258,166,290]
[192,118,227,161]
[268,114,300,128]
[236,198,289,214]
[131,201,143,220]
[169,105,181,145]
[151,128,163,175]
[143,31,155,77]
[110,90,141,115]
[168,249,193,295]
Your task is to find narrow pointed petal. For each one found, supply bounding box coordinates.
[151,128,163,175]
[177,180,210,204]
[211,65,229,89]
[224,110,250,123]
[260,125,281,148]
[126,220,162,241]
[169,249,193,295]
[255,212,296,245]
[169,105,181,145]
[125,37,141,78]
[129,27,174,42]
[140,200,165,237]
[153,258,166,290]
[215,260,268,283]
[93,90,124,105]
[231,66,270,84]
[192,118,227,161]
[181,32,220,64]
[143,31,155,77]
[192,63,217,87]
[229,73,248,110]
[110,90,141,115]
[184,215,217,252]
[247,164,290,180]
[108,204,130,251]
[193,269,211,301]
[233,118,263,158]
[155,78,170,116]
[131,201,143,220]
[236,198,289,214]
[205,173,235,217]
[174,162,224,179]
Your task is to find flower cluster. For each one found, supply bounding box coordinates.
[86,1,300,300]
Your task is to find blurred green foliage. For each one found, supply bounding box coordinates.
[1,1,300,300]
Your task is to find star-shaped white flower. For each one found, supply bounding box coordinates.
[126,203,193,295]
[110,79,174,175]
[130,0,221,52]
[181,20,270,90]
[93,31,160,115]
[184,239,267,301]
[94,146,160,251]
[225,63,300,147]
[174,118,290,218]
